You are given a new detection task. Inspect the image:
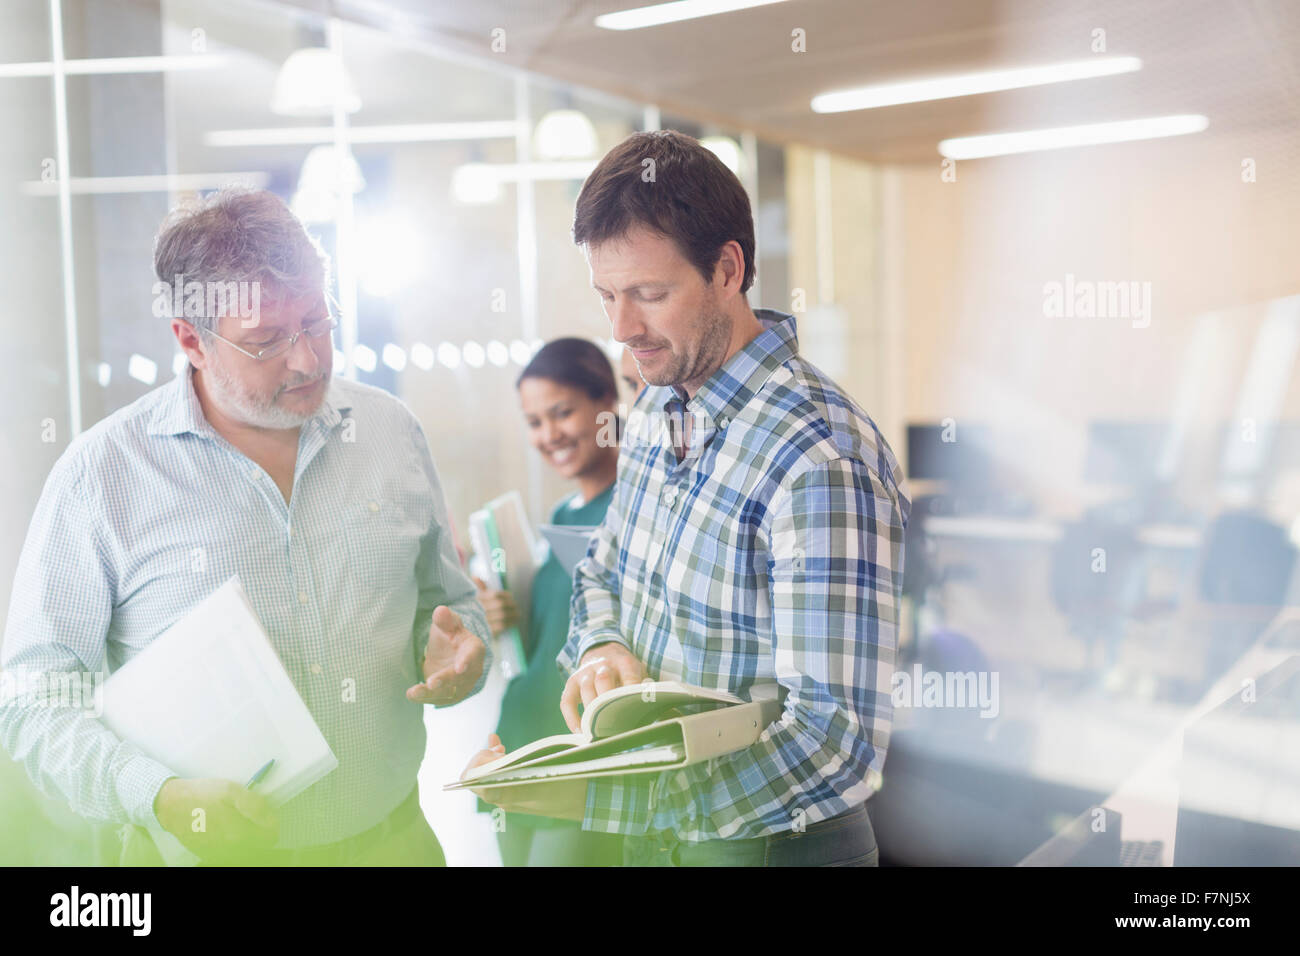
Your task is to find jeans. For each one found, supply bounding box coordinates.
[622,803,879,867]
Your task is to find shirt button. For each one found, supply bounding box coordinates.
[718,416,728,430]
[310,663,323,675]
[664,487,677,505]
[298,592,309,605]
[368,500,379,513]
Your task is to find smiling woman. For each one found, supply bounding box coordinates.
[472,337,628,867]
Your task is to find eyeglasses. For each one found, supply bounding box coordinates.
[198,312,338,362]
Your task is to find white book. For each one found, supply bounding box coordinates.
[98,576,338,865]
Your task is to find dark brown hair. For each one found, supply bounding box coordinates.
[572,130,755,293]
[517,337,618,403]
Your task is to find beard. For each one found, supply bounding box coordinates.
[634,287,733,390]
[201,350,325,430]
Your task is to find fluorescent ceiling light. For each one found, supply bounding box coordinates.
[205,121,518,148]
[21,172,269,196]
[0,55,228,78]
[812,57,1142,113]
[596,0,790,31]
[939,114,1208,159]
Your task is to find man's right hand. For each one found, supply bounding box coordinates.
[559,642,646,732]
[153,777,280,865]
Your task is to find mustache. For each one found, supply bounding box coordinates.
[279,374,324,392]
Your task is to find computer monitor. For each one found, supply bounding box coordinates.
[906,423,995,488]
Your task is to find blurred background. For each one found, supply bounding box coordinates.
[2,0,1298,866]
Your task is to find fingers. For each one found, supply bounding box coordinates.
[233,788,279,834]
[432,605,463,637]
[560,675,582,732]
[617,656,647,684]
[592,660,619,697]
[407,671,460,705]
[472,575,487,591]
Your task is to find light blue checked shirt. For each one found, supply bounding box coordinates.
[559,310,909,841]
[0,364,490,848]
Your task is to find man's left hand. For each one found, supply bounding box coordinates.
[406,606,486,706]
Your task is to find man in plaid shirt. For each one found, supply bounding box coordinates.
[470,130,908,866]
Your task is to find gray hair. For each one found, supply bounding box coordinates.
[153,185,329,334]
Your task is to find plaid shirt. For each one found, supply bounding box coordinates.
[0,365,490,848]
[558,310,909,841]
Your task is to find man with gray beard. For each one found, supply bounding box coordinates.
[1,187,490,865]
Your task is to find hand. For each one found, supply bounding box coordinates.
[463,734,586,822]
[472,576,519,637]
[462,732,507,777]
[560,642,646,732]
[154,777,279,865]
[407,605,486,706]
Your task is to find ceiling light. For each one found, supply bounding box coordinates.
[410,343,435,370]
[486,341,510,367]
[462,341,486,368]
[938,114,1208,159]
[596,0,791,31]
[381,344,407,371]
[812,57,1141,113]
[271,47,361,117]
[700,135,743,174]
[292,145,365,223]
[437,342,461,368]
[352,344,377,373]
[534,109,598,160]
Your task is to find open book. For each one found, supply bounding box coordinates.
[98,576,338,864]
[446,681,781,790]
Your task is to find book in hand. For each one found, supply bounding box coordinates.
[98,576,338,865]
[446,680,781,790]
[467,491,539,681]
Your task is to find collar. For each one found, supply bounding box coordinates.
[146,363,351,438]
[670,309,799,429]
